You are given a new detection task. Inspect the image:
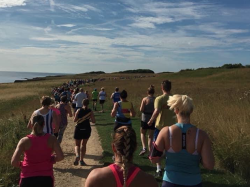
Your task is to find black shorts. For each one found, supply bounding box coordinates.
[92,99,97,102]
[114,122,132,131]
[74,126,91,140]
[141,121,155,130]
[99,100,105,104]
[71,103,76,108]
[20,176,53,187]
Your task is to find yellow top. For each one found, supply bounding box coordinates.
[154,94,176,130]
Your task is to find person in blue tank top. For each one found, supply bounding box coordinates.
[149,94,215,187]
[110,87,120,103]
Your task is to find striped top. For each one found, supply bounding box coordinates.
[34,109,53,134]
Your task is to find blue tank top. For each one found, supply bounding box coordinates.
[115,101,131,125]
[113,92,120,103]
[163,123,201,186]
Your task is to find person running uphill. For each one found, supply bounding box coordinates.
[85,126,158,187]
[111,90,136,131]
[11,115,64,187]
[110,87,120,103]
[73,99,95,166]
[98,87,107,113]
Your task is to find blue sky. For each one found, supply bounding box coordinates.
[0,0,249,73]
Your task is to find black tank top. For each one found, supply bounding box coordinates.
[76,108,91,129]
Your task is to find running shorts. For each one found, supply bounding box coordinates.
[92,99,97,102]
[141,121,155,130]
[99,100,105,104]
[20,176,53,187]
[114,122,132,131]
[74,126,91,140]
[71,103,76,108]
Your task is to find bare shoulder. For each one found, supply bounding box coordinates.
[86,167,114,187]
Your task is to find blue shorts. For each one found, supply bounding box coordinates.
[153,128,160,142]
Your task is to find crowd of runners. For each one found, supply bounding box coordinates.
[11,79,215,187]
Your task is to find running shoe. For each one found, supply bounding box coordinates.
[73,157,79,166]
[80,160,87,166]
[155,170,162,178]
[139,148,147,156]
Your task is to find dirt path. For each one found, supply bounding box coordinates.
[53,117,103,187]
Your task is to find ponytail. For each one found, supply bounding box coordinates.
[32,115,44,136]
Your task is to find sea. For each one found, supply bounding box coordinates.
[0,71,69,84]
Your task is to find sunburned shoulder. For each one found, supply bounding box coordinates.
[135,170,158,187]
[86,167,112,184]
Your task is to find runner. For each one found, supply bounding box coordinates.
[56,95,73,144]
[110,87,120,103]
[74,88,87,111]
[73,99,95,166]
[85,126,158,187]
[71,88,79,115]
[98,87,107,113]
[11,115,64,187]
[139,85,155,156]
[27,96,58,135]
[85,90,90,99]
[91,88,98,111]
[50,99,61,138]
[111,90,136,131]
[148,80,176,178]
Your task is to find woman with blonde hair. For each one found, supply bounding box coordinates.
[150,95,214,187]
[11,115,64,187]
[85,126,157,187]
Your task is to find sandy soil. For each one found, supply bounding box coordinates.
[53,117,103,187]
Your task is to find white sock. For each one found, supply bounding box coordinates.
[156,165,161,172]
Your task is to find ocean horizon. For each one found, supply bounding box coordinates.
[0,71,70,84]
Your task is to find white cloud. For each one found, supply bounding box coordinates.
[0,0,26,8]
[49,0,55,11]
[57,24,76,28]
[56,4,100,13]
[130,16,174,29]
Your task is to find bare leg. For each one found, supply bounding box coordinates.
[80,139,88,161]
[148,129,154,152]
[140,128,147,149]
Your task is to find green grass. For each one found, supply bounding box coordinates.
[95,101,248,187]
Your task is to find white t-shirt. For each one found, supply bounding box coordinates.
[99,91,106,100]
[75,92,87,107]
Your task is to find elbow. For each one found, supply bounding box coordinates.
[203,161,215,170]
[57,155,64,162]
[11,160,20,168]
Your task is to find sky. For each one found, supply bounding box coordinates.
[0,0,249,73]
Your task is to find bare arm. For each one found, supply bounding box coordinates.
[147,108,160,126]
[65,104,73,117]
[201,132,215,170]
[110,93,114,99]
[85,169,101,187]
[111,102,119,117]
[150,127,167,164]
[90,111,96,123]
[11,138,26,167]
[140,98,146,112]
[27,112,36,129]
[51,136,64,162]
[52,111,59,133]
[73,109,80,122]
[130,103,136,117]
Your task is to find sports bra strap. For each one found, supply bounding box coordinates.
[169,126,173,148]
[126,167,140,187]
[195,129,199,151]
[109,164,123,187]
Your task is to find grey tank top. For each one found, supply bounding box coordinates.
[58,103,67,126]
[142,96,155,122]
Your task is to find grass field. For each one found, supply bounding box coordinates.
[0,68,250,186]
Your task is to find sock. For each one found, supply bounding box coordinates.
[156,165,161,172]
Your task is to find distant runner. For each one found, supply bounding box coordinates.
[98,87,107,113]
[91,88,98,111]
[110,87,120,104]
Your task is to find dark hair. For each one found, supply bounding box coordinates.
[113,126,137,187]
[161,80,171,92]
[115,87,119,92]
[147,85,155,95]
[82,99,89,107]
[120,90,127,99]
[41,96,52,106]
[61,95,67,103]
[32,115,44,135]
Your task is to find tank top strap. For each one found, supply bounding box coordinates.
[167,126,175,153]
[193,128,200,155]
[109,164,123,187]
[126,167,140,187]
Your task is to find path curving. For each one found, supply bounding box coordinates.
[53,117,103,187]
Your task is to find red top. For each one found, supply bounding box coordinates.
[109,164,140,187]
[20,134,53,179]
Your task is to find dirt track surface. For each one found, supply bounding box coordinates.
[53,117,103,187]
